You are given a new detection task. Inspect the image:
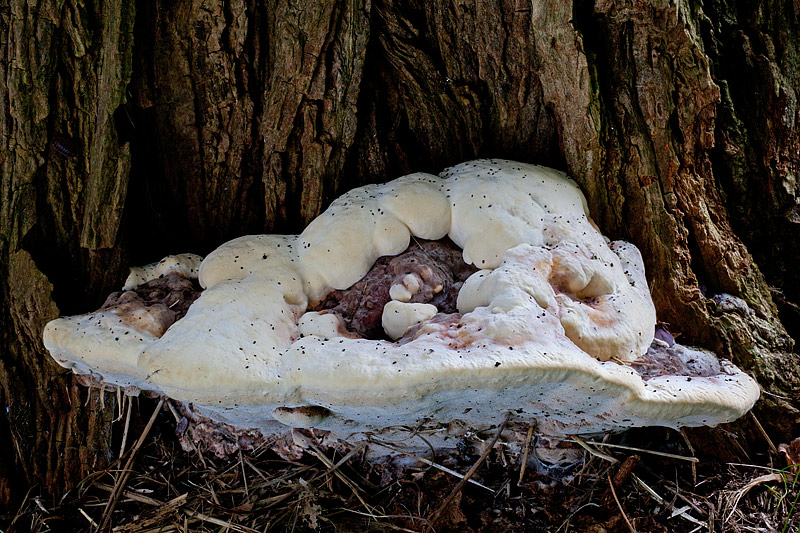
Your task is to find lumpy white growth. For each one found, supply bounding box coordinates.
[389,273,422,302]
[123,253,203,290]
[297,312,343,339]
[382,301,438,340]
[297,173,451,303]
[43,159,760,436]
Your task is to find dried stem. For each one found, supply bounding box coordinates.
[607,470,636,533]
[425,415,510,531]
[99,398,165,531]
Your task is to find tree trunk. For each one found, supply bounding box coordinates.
[2,0,798,509]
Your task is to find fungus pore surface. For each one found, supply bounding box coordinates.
[43,160,760,437]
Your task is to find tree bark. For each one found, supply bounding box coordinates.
[1,0,133,510]
[1,0,798,509]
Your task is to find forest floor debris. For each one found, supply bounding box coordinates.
[2,398,798,533]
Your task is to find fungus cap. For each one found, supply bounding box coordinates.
[123,253,203,290]
[43,159,760,437]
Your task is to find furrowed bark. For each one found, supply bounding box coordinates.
[1,0,133,509]
[572,0,799,437]
[129,0,371,252]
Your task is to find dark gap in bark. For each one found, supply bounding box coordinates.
[685,228,714,301]
[772,291,800,346]
[342,1,400,189]
[317,0,343,216]
[702,1,800,346]
[113,102,137,146]
[121,102,194,262]
[220,0,235,58]
[349,0,565,189]
[571,0,597,47]
[22,193,95,314]
[570,0,627,236]
[121,2,203,266]
[668,102,685,149]
[242,0,269,234]
[20,21,100,313]
[344,77,387,183]
[364,0,472,179]
[279,100,313,235]
[343,6,393,184]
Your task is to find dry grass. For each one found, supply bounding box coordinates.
[2,398,798,533]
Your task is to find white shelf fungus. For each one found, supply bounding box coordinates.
[43,159,760,437]
[123,253,203,290]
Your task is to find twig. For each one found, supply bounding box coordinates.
[182,509,259,532]
[567,438,698,463]
[680,429,698,485]
[571,435,619,464]
[239,449,249,499]
[425,415,509,531]
[750,411,778,455]
[8,486,35,530]
[99,397,165,531]
[761,389,791,400]
[165,400,182,423]
[326,442,364,477]
[343,508,428,531]
[607,470,636,533]
[658,479,710,517]
[518,424,534,486]
[242,456,269,481]
[80,507,99,528]
[555,502,601,533]
[727,462,788,472]
[368,439,492,491]
[119,396,133,458]
[93,482,163,506]
[113,388,124,423]
[307,442,374,514]
[723,472,786,524]
[631,473,706,527]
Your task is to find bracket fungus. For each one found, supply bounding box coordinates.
[44,159,760,439]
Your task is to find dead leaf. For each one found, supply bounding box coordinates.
[778,437,800,474]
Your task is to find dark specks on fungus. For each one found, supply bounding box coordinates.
[42,159,760,440]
